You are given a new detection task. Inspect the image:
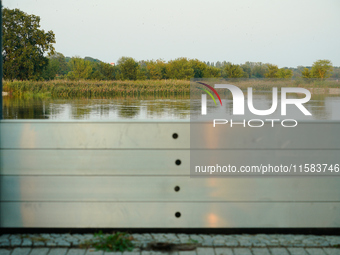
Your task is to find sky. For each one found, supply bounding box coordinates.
[3,0,340,68]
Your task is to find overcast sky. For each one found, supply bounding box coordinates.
[3,0,340,67]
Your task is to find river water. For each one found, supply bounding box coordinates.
[2,96,191,120]
[3,91,340,121]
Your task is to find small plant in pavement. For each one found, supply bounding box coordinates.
[80,231,134,252]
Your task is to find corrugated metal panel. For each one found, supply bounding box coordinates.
[1,176,340,202]
[1,150,189,175]
[191,122,340,149]
[0,122,189,149]
[1,202,339,228]
[1,120,339,228]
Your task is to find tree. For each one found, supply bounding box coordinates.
[277,68,293,78]
[146,60,166,80]
[84,56,101,63]
[96,62,116,80]
[51,53,69,75]
[331,67,340,79]
[264,64,279,78]
[240,63,251,78]
[222,63,245,78]
[311,59,333,79]
[90,69,105,80]
[189,59,207,78]
[301,68,311,78]
[117,57,138,80]
[2,8,56,80]
[85,60,117,80]
[250,62,267,78]
[42,52,69,80]
[42,58,60,80]
[67,57,93,80]
[166,58,194,80]
[137,61,147,80]
[203,66,221,78]
[215,61,222,68]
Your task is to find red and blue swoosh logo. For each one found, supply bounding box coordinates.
[196,82,222,106]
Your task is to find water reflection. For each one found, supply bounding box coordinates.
[2,97,50,119]
[3,91,340,120]
[3,95,191,120]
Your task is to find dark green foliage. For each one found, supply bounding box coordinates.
[42,59,60,80]
[189,59,207,78]
[84,56,101,63]
[2,8,56,80]
[240,64,251,78]
[117,57,138,80]
[90,62,116,80]
[51,53,70,75]
[42,52,70,80]
[250,62,267,78]
[137,60,148,80]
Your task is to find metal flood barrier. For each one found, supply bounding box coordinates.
[0,120,340,228]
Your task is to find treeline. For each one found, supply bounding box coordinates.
[3,7,339,82]
[42,54,339,81]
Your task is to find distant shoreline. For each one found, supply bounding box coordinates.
[3,79,339,98]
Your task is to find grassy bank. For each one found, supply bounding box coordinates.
[3,79,191,97]
[3,79,339,98]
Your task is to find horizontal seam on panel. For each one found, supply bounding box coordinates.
[0,174,340,176]
[0,122,190,124]
[0,175,191,177]
[2,201,340,203]
[0,148,190,150]
[2,121,340,123]
[1,148,340,150]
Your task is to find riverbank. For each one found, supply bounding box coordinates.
[3,80,190,98]
[3,79,339,98]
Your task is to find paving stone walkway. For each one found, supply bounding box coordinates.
[0,234,339,255]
